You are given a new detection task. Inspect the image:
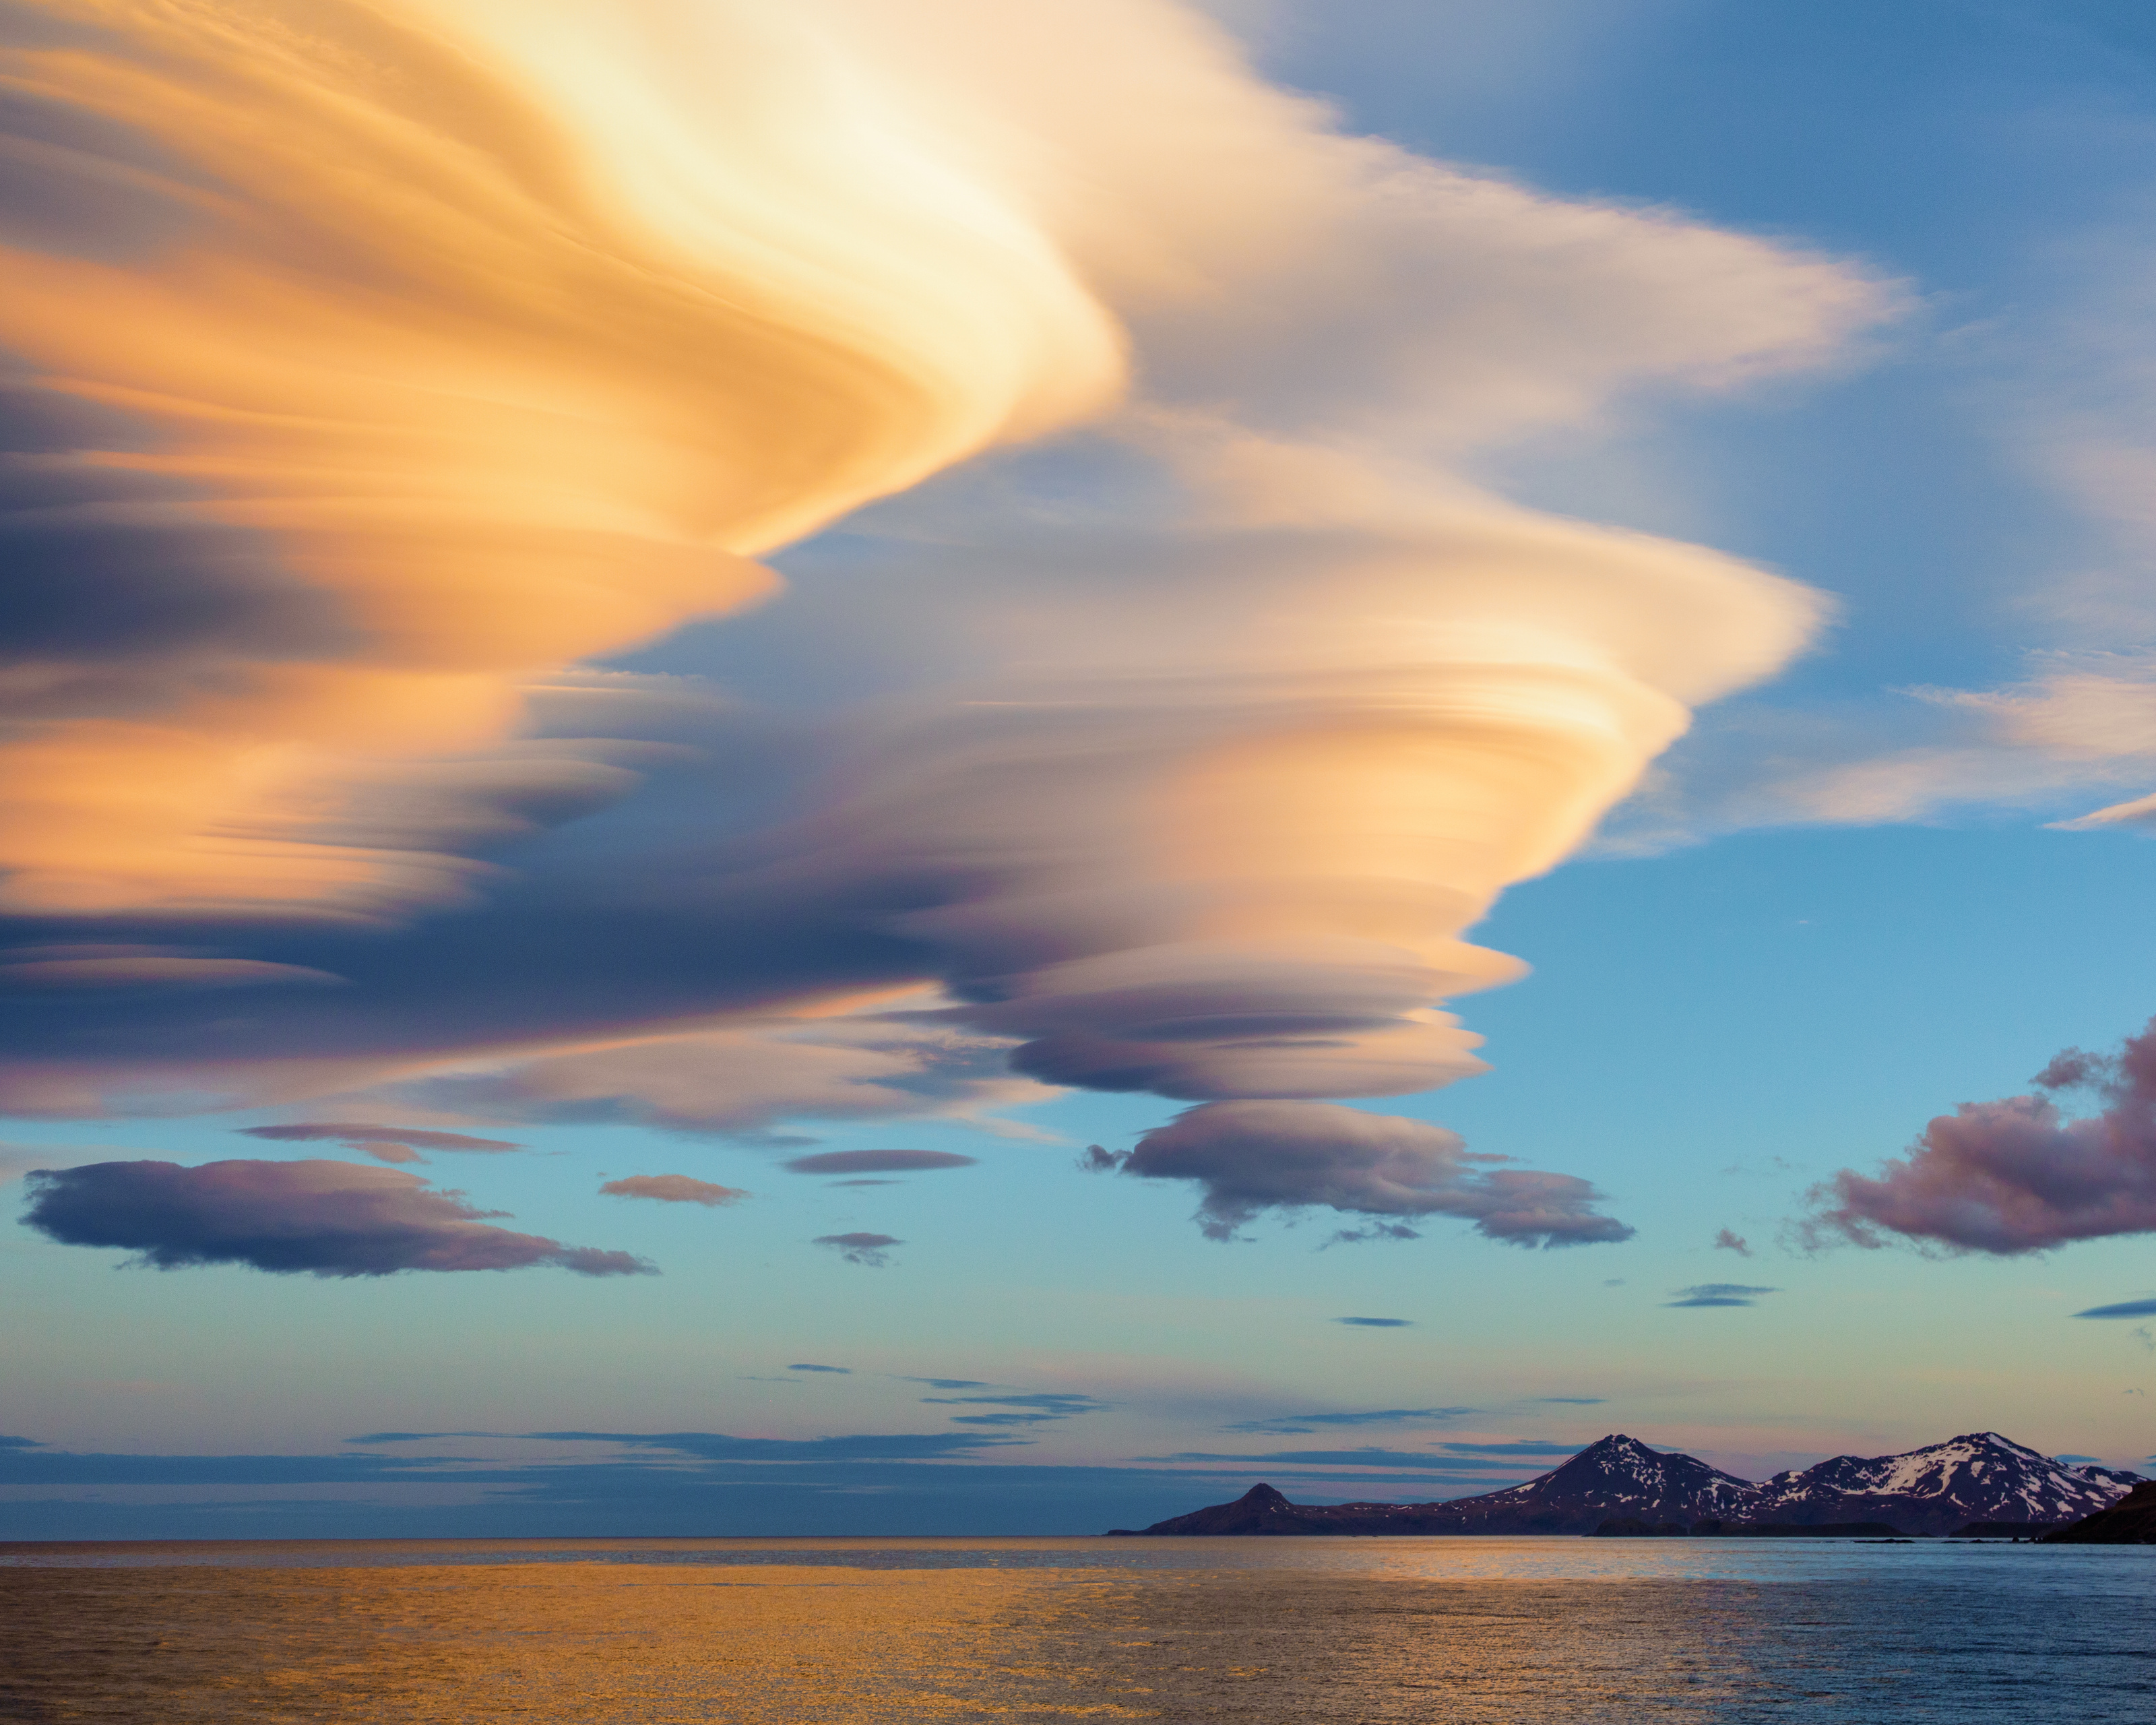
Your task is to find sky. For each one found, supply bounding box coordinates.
[2,0,2156,1537]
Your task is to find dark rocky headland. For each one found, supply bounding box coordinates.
[2042,1479,2156,1543]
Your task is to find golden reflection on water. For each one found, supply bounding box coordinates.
[0,1557,1783,1723]
[0,1543,2145,1722]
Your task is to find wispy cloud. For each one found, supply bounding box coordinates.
[1226,1407,1473,1435]
[922,1393,1109,1426]
[1437,1440,1580,1456]
[239,1124,521,1167]
[1665,1284,1777,1309]
[1139,1447,1535,1472]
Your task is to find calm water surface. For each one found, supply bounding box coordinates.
[0,1535,2147,1722]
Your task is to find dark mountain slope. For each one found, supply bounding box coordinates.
[2043,1479,2156,1544]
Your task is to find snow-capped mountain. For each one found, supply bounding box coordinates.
[1752,1432,2140,1536]
[1115,1431,2145,1536]
[1419,1434,1758,1532]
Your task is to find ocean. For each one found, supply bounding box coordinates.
[1,1535,2148,1722]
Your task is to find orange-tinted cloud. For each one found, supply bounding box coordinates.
[0,0,1120,918]
[0,3,1897,1228]
[598,1174,747,1208]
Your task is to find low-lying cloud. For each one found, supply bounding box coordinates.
[1095,1100,1632,1245]
[598,1174,747,1208]
[240,1123,522,1167]
[1335,1316,1413,1327]
[20,1160,651,1278]
[1805,1018,2156,1253]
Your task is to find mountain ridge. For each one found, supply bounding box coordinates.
[1112,1431,2144,1537]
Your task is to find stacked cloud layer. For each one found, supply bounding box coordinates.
[0,0,1893,1253]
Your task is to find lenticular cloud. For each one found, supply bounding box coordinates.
[1100,1100,1632,1245]
[1806,1018,2156,1253]
[20,1160,650,1277]
[0,1,1897,1245]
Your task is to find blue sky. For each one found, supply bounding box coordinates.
[3,0,2155,1536]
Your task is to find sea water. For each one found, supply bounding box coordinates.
[1,1535,2147,1721]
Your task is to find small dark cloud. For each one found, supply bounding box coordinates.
[1713,1228,1752,1257]
[1113,1101,1632,1246]
[1080,1145,1127,1172]
[599,1174,747,1208]
[1666,1283,1777,1308]
[1321,1222,1422,1247]
[239,1123,523,1167]
[1532,1397,1607,1406]
[343,1431,493,1444]
[2055,1453,2103,1464]
[788,1363,851,1374]
[1805,1017,2156,1253]
[2076,1298,2156,1319]
[1227,1407,1472,1435]
[0,1435,44,1449]
[814,1231,899,1267]
[22,1160,652,1278]
[786,1150,976,1176]
[1335,1316,1412,1327]
[1603,1278,1624,1287]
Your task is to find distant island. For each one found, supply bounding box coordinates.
[1108,1433,2145,1539]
